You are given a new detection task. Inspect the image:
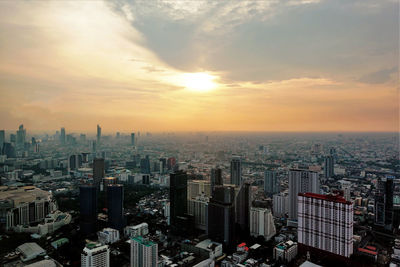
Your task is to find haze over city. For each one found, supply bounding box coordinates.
[0,0,398,132]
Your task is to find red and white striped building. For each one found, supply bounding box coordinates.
[298,193,353,258]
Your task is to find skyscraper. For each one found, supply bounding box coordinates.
[211,168,223,190]
[207,185,236,249]
[288,169,320,226]
[230,156,242,186]
[130,236,158,267]
[0,130,5,151]
[235,182,251,233]
[140,155,151,174]
[80,185,98,235]
[298,193,353,258]
[264,170,279,195]
[131,133,135,146]
[250,207,276,241]
[93,158,105,188]
[324,155,334,178]
[159,158,166,174]
[16,124,26,147]
[81,243,110,267]
[107,184,124,231]
[97,124,101,144]
[60,127,66,144]
[375,176,394,230]
[169,170,187,229]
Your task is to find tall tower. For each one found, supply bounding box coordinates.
[79,185,98,235]
[131,133,135,146]
[93,158,105,188]
[230,156,242,186]
[16,124,26,147]
[375,176,394,230]
[169,170,187,229]
[107,184,124,231]
[60,127,66,144]
[264,170,279,195]
[207,185,236,249]
[211,168,223,190]
[324,155,334,178]
[288,169,320,225]
[0,130,5,151]
[97,124,101,144]
[130,236,158,267]
[298,193,353,257]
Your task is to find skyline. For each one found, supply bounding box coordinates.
[0,0,398,132]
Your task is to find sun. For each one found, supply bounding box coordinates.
[181,72,217,92]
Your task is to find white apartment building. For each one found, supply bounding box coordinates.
[81,243,110,267]
[250,207,276,241]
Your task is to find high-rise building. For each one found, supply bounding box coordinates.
[230,156,242,186]
[235,182,251,233]
[80,185,98,235]
[211,168,223,190]
[207,185,236,248]
[81,243,110,267]
[60,127,66,144]
[131,133,135,146]
[169,170,187,229]
[97,124,101,144]
[159,158,166,174]
[187,180,212,199]
[187,194,209,231]
[69,154,83,171]
[375,176,394,230]
[2,143,15,158]
[10,133,16,144]
[288,169,320,225]
[16,124,26,147]
[130,236,158,267]
[298,193,353,258]
[107,184,124,231]
[264,170,279,195]
[341,183,351,201]
[167,157,176,170]
[324,155,334,178]
[273,193,289,217]
[93,158,105,188]
[250,207,276,241]
[0,130,5,151]
[140,156,151,174]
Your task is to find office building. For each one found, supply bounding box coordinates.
[60,127,66,144]
[124,222,149,238]
[140,156,151,174]
[235,182,251,233]
[169,170,187,229]
[207,185,236,248]
[80,185,98,235]
[273,241,298,263]
[288,169,320,225]
[159,158,166,174]
[341,183,351,201]
[107,184,124,231]
[2,142,15,158]
[187,194,209,231]
[273,193,289,217]
[324,155,334,178]
[130,236,158,267]
[230,156,242,186]
[97,228,120,245]
[93,158,105,188]
[131,133,135,146]
[264,170,279,195]
[97,124,101,144]
[0,130,5,150]
[1,186,57,231]
[375,176,394,230]
[211,168,223,190]
[188,180,212,199]
[167,157,176,170]
[16,124,26,147]
[69,154,83,171]
[298,193,353,257]
[81,243,110,267]
[250,207,276,241]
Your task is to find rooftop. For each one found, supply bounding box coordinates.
[299,192,352,205]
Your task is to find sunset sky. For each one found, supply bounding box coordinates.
[0,0,398,133]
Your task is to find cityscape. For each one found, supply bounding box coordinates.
[0,1,399,267]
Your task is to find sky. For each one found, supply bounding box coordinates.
[0,0,398,133]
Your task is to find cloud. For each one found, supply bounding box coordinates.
[358,67,398,84]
